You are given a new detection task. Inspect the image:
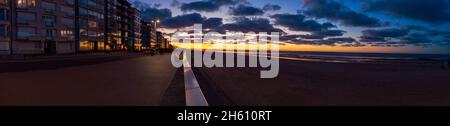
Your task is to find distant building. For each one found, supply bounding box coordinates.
[156,31,162,49]
[141,21,156,49]
[131,8,141,51]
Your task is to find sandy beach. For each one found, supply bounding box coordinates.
[194,55,450,106]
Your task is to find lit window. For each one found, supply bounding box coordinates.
[17,0,36,8]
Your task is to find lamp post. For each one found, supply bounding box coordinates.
[151,19,160,49]
[151,19,160,31]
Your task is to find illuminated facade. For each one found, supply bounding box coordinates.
[141,21,156,49]
[105,0,139,51]
[1,0,141,55]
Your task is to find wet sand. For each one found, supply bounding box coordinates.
[196,57,450,106]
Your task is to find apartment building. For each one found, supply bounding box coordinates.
[131,8,141,51]
[0,0,141,55]
[76,0,105,52]
[0,0,10,55]
[10,0,74,54]
[104,0,133,51]
[141,21,157,49]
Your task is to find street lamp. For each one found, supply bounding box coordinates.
[151,19,160,31]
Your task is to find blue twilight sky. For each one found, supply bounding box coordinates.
[130,0,450,54]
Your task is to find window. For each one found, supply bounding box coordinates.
[45,29,57,38]
[0,9,6,21]
[17,27,37,39]
[60,30,73,37]
[61,18,74,27]
[79,19,88,27]
[61,6,74,16]
[88,20,97,28]
[80,8,88,16]
[88,31,98,37]
[17,0,36,8]
[17,12,36,24]
[43,16,56,26]
[0,25,6,37]
[41,1,56,12]
[80,29,87,36]
[0,0,8,4]
[66,0,75,5]
[60,29,74,40]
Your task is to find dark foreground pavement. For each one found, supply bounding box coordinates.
[0,54,178,106]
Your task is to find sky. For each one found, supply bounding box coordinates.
[131,0,450,54]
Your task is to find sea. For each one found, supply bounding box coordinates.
[279,51,450,64]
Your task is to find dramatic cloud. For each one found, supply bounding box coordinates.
[215,17,284,33]
[302,0,384,27]
[363,0,450,24]
[359,28,436,47]
[400,33,432,44]
[270,13,346,40]
[160,13,224,29]
[132,0,172,21]
[291,37,357,46]
[263,4,281,11]
[180,0,244,12]
[230,5,264,16]
[270,14,336,32]
[161,13,204,29]
[171,0,181,7]
[360,28,410,42]
[326,37,356,43]
[202,18,223,29]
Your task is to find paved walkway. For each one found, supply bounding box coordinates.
[0,54,177,106]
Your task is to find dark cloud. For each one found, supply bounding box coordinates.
[132,0,172,21]
[359,28,435,47]
[314,29,345,36]
[359,28,410,42]
[180,0,244,12]
[299,34,326,39]
[360,36,386,42]
[270,13,346,40]
[302,0,383,27]
[326,37,356,43]
[280,35,301,41]
[230,5,264,16]
[171,0,181,7]
[281,34,358,46]
[161,13,204,29]
[299,30,346,39]
[341,42,366,47]
[363,0,450,24]
[215,17,284,33]
[363,28,410,38]
[307,37,356,46]
[141,8,172,21]
[202,18,223,29]
[400,33,432,44]
[270,14,336,32]
[263,4,281,11]
[159,13,224,29]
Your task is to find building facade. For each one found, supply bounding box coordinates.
[104,0,134,51]
[11,0,77,54]
[131,8,141,51]
[76,0,105,52]
[141,21,156,50]
[0,0,11,55]
[0,0,141,55]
